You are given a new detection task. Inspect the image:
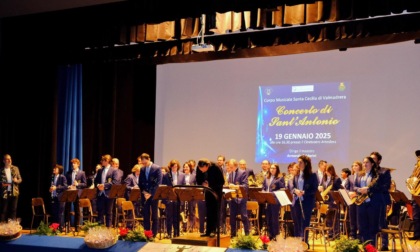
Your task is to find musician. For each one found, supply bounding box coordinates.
[316,160,327,185]
[370,151,391,251]
[287,162,299,237]
[0,154,22,222]
[181,162,196,232]
[255,160,271,230]
[196,158,224,238]
[348,161,362,240]
[94,154,118,227]
[239,159,256,186]
[409,150,420,240]
[387,180,403,226]
[139,153,162,238]
[162,159,185,238]
[124,164,141,218]
[50,164,67,228]
[262,163,285,240]
[354,156,388,247]
[318,164,342,238]
[291,155,318,244]
[227,159,250,237]
[65,158,87,231]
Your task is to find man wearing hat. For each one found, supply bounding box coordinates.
[409,150,420,240]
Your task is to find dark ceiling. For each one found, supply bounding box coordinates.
[1,0,420,64]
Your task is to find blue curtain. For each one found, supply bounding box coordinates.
[57,64,83,173]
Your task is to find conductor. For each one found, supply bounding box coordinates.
[196,158,224,238]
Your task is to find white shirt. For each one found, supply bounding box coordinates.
[5,167,12,191]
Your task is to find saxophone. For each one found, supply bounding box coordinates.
[406,158,420,196]
[321,184,333,201]
[354,175,378,206]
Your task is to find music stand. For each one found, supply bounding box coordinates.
[248,187,262,201]
[224,186,247,200]
[153,185,177,201]
[59,189,79,234]
[255,191,277,205]
[174,187,205,202]
[79,188,97,200]
[391,191,409,205]
[109,184,127,199]
[129,188,141,202]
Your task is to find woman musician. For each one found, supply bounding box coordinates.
[290,155,318,244]
[353,156,389,247]
[318,164,342,238]
[262,163,285,240]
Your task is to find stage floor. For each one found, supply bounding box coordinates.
[17,229,413,251]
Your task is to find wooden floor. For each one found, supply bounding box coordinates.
[21,228,420,251]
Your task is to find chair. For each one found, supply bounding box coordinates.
[339,205,349,236]
[31,197,50,234]
[79,198,97,224]
[304,208,337,252]
[376,211,408,252]
[121,200,144,228]
[114,197,126,227]
[247,201,260,235]
[279,205,294,238]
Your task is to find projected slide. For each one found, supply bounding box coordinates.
[255,82,350,164]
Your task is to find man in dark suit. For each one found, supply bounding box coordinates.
[227,159,250,238]
[50,164,67,228]
[94,154,118,227]
[65,158,87,231]
[139,153,162,237]
[196,158,224,238]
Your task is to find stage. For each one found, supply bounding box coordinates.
[0,233,265,252]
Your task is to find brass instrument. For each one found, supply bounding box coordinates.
[248,175,258,187]
[387,180,396,217]
[180,201,188,224]
[354,175,378,206]
[406,158,420,196]
[321,184,333,201]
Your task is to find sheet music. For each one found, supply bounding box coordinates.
[223,188,235,194]
[339,189,353,206]
[274,191,292,206]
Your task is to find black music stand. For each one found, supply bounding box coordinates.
[79,188,97,200]
[254,191,278,235]
[60,189,79,234]
[255,191,277,205]
[224,185,247,201]
[129,188,141,202]
[391,191,409,205]
[248,187,262,201]
[153,185,177,201]
[174,187,205,202]
[109,184,127,199]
